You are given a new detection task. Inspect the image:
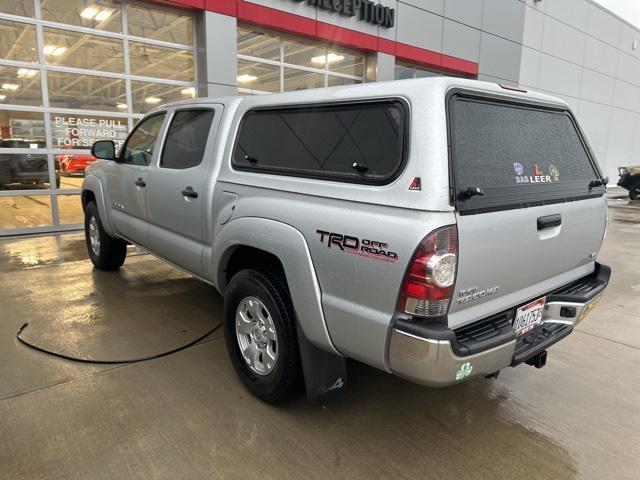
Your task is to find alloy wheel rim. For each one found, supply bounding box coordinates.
[235,296,278,376]
[88,216,100,256]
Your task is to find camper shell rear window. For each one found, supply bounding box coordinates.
[448,93,604,214]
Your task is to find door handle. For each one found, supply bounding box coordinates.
[537,214,561,230]
[181,186,198,199]
[134,178,146,188]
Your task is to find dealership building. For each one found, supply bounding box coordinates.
[0,0,638,235]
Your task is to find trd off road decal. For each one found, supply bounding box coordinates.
[316,230,398,263]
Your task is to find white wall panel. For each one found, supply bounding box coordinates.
[482,0,525,43]
[616,54,640,87]
[545,0,589,32]
[580,68,615,105]
[541,16,586,64]
[612,80,640,113]
[587,3,622,46]
[479,33,522,82]
[396,2,443,52]
[442,19,481,63]
[518,46,540,88]
[537,53,582,97]
[605,108,638,173]
[522,6,544,50]
[584,36,619,75]
[443,0,483,29]
[577,99,612,174]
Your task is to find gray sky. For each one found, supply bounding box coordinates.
[592,0,640,29]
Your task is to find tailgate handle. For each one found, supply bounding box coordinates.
[537,214,562,230]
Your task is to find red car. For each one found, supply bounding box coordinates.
[56,153,96,176]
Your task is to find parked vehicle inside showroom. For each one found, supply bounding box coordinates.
[81,78,610,404]
[0,139,58,188]
[57,152,96,176]
[617,166,640,200]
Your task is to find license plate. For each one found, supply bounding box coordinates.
[512,297,546,336]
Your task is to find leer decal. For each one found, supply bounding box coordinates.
[408,177,421,191]
[514,163,558,184]
[316,230,399,263]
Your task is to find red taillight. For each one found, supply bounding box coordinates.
[397,225,458,317]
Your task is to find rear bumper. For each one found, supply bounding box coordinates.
[388,263,610,387]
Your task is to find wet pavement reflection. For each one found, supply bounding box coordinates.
[0,215,639,479]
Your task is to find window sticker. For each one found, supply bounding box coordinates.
[514,163,559,184]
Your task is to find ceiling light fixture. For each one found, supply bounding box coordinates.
[311,53,345,65]
[80,6,99,19]
[181,87,196,97]
[116,103,128,110]
[17,68,37,78]
[145,96,162,104]
[0,94,6,101]
[237,74,258,83]
[44,45,66,56]
[94,8,113,21]
[2,83,19,91]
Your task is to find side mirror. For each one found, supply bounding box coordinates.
[91,140,117,160]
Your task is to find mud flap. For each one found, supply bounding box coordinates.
[296,320,347,405]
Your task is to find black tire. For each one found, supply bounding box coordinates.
[223,269,301,403]
[84,201,127,271]
[629,179,640,201]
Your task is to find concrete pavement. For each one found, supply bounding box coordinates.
[0,209,639,479]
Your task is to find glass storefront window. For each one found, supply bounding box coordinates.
[126,3,193,46]
[0,110,45,145]
[237,26,366,96]
[0,65,42,106]
[283,68,324,91]
[237,28,280,61]
[283,39,326,69]
[57,194,83,224]
[130,80,193,113]
[41,0,122,34]
[328,49,365,77]
[0,0,35,18]
[0,0,196,234]
[395,63,445,80]
[50,113,128,150]
[128,41,193,82]
[0,20,38,62]
[0,194,52,229]
[237,60,280,94]
[328,76,359,87]
[43,27,125,73]
[48,71,126,111]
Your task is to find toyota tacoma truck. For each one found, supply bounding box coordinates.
[82,78,610,404]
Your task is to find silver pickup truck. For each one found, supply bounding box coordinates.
[82,78,610,404]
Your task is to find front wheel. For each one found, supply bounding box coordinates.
[223,269,301,403]
[84,201,127,271]
[629,179,640,200]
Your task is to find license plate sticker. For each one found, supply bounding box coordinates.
[512,297,546,336]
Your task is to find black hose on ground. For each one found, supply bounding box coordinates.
[16,322,222,364]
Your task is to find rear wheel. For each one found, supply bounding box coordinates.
[223,269,301,403]
[84,201,127,271]
[629,179,640,201]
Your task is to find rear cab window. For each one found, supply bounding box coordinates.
[448,93,604,214]
[232,100,407,184]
